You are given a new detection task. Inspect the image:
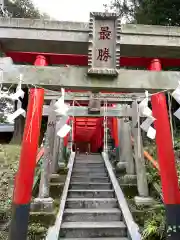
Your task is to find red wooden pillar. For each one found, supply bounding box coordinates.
[112,117,119,148]
[9,89,44,240]
[9,55,46,240]
[112,117,119,159]
[150,59,180,240]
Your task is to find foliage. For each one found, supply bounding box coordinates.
[109,0,180,26]
[0,0,49,123]
[141,133,180,239]
[0,96,14,123]
[105,0,136,22]
[142,204,166,240]
[0,144,20,210]
[4,0,40,18]
[0,144,20,239]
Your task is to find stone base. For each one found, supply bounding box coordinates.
[59,162,66,168]
[29,211,56,226]
[166,204,180,240]
[116,161,126,170]
[134,196,155,206]
[50,173,60,181]
[122,174,137,184]
[50,173,66,183]
[31,197,54,213]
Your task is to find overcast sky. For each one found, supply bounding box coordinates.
[32,0,111,22]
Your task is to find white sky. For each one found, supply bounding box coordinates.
[32,0,111,22]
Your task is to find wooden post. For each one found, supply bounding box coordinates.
[119,118,126,162]
[112,117,119,160]
[9,88,44,240]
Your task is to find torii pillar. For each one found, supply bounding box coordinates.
[9,55,45,240]
[150,59,180,240]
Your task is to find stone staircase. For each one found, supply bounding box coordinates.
[59,153,128,239]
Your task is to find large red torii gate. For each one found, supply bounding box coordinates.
[7,19,180,240]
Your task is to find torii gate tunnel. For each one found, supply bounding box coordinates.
[2,12,180,240]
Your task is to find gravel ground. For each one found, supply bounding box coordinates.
[0,144,21,240]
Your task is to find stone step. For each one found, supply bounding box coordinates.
[70,182,112,190]
[73,168,107,173]
[75,160,104,164]
[60,238,128,240]
[75,155,101,159]
[68,189,115,198]
[72,172,108,177]
[74,163,105,168]
[75,159,102,162]
[71,176,110,183]
[66,198,118,209]
[60,221,127,238]
[63,208,122,222]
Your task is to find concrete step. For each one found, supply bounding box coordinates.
[66,198,118,209]
[72,172,108,177]
[60,238,128,240]
[73,168,107,173]
[74,163,105,169]
[74,160,103,163]
[75,160,104,164]
[70,182,112,190]
[60,221,127,238]
[75,155,101,159]
[63,208,122,222]
[68,189,115,198]
[71,176,110,183]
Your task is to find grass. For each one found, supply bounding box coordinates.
[0,143,68,240]
[141,135,180,239]
[0,144,20,212]
[0,144,21,240]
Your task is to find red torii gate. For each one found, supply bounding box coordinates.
[8,52,180,240]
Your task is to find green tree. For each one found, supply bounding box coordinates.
[2,0,41,18]
[109,0,180,26]
[135,0,180,26]
[107,0,138,23]
[0,0,49,144]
